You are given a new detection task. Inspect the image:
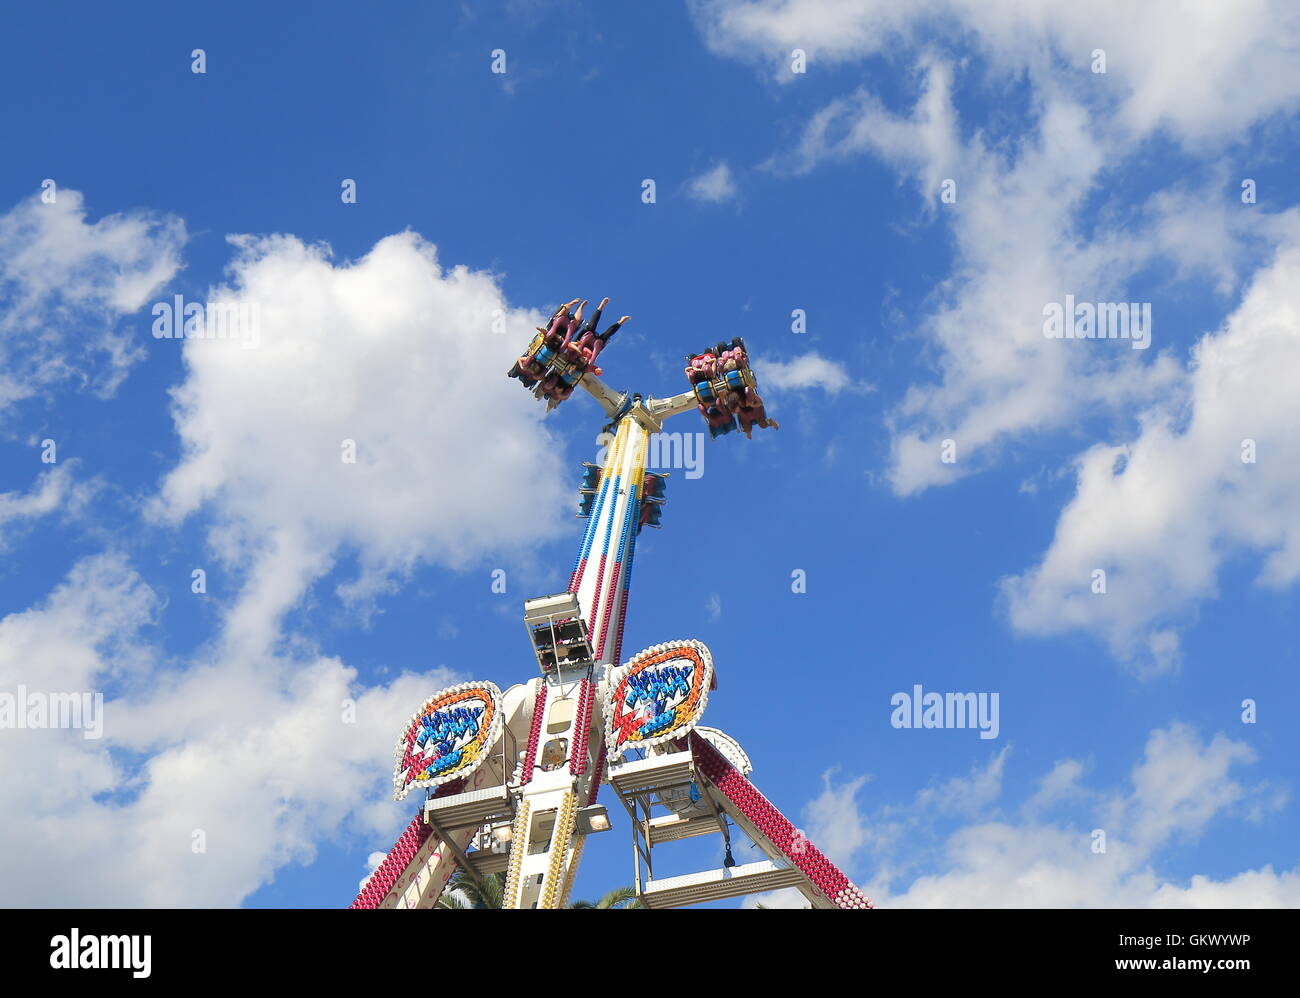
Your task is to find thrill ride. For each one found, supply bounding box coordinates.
[352,299,871,910]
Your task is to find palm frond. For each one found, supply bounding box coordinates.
[569,885,643,909]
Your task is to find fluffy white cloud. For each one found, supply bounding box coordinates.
[1002,244,1300,670]
[151,231,570,656]
[742,49,1160,495]
[696,3,1300,663]
[756,351,852,393]
[702,5,1300,500]
[773,60,1229,497]
[685,161,739,203]
[692,0,1300,143]
[756,723,1297,908]
[0,189,185,410]
[0,226,582,906]
[0,552,458,906]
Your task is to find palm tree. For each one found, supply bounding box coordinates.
[569,886,644,909]
[437,870,506,909]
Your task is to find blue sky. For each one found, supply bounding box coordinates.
[2,0,1298,908]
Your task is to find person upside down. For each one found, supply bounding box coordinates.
[508,297,629,404]
[685,343,778,439]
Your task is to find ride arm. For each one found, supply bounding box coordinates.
[578,370,628,418]
[645,390,698,423]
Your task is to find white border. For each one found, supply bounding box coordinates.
[695,725,753,775]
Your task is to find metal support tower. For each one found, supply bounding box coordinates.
[352,352,872,911]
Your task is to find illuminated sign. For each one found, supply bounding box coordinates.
[393,682,503,801]
[603,640,713,759]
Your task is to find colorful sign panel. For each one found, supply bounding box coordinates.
[603,639,713,759]
[393,682,503,801]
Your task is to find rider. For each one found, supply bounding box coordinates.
[736,403,779,438]
[588,312,628,365]
[510,295,628,401]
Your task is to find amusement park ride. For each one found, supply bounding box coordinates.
[351,299,873,910]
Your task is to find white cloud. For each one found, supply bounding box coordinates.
[803,770,870,866]
[695,4,1300,665]
[766,723,1298,908]
[0,227,587,906]
[0,552,157,692]
[0,463,95,548]
[692,0,1300,144]
[686,161,739,203]
[691,0,920,76]
[150,230,571,657]
[0,190,182,551]
[814,67,1208,497]
[0,552,459,906]
[0,189,185,411]
[698,3,1300,499]
[360,852,387,892]
[915,747,1010,817]
[1002,244,1300,670]
[1025,758,1087,814]
[774,55,960,195]
[742,54,1199,496]
[756,351,852,393]
[706,592,723,620]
